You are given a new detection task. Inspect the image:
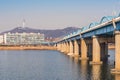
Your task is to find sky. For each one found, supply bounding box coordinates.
[0,0,120,32]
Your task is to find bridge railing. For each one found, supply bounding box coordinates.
[59,13,120,42]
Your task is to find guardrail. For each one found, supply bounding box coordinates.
[58,13,120,42]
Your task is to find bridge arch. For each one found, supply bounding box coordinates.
[100,16,115,23]
[76,29,81,34]
[81,26,89,32]
[118,13,120,17]
[88,22,99,28]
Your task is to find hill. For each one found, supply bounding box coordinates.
[1,27,80,38]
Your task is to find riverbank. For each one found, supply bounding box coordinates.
[0,44,115,50]
[0,46,57,50]
[108,44,115,49]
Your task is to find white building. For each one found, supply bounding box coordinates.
[0,35,4,44]
[3,32,45,45]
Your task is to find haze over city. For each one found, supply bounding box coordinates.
[0,0,119,32]
[0,0,120,80]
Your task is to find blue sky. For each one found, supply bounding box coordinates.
[0,0,119,32]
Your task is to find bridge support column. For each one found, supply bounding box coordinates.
[111,31,120,74]
[63,43,67,53]
[59,43,61,51]
[90,36,102,65]
[61,43,65,53]
[80,38,88,60]
[68,41,74,56]
[66,42,70,54]
[63,43,66,53]
[74,40,79,57]
[60,43,62,52]
[64,42,69,54]
[58,44,61,51]
[57,44,60,51]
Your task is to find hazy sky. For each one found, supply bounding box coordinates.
[0,0,119,32]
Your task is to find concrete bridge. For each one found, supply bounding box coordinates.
[56,13,120,74]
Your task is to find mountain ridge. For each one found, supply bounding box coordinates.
[1,27,80,38]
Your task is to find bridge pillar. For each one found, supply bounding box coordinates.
[90,36,102,65]
[111,31,120,74]
[58,43,61,51]
[63,42,67,53]
[66,42,70,54]
[68,41,74,56]
[60,43,62,51]
[57,44,60,51]
[58,44,61,51]
[74,40,79,57]
[61,43,65,53]
[80,38,88,60]
[62,42,66,53]
[64,42,69,54]
[60,43,62,52]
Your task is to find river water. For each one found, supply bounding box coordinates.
[0,50,118,80]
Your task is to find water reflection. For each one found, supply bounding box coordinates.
[80,60,88,80]
[0,50,117,80]
[74,57,79,63]
[91,65,101,80]
[115,75,120,80]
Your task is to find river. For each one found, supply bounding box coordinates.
[0,50,117,80]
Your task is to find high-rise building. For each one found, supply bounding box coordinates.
[0,35,4,44]
[3,32,45,45]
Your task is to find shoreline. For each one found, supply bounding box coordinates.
[0,44,115,50]
[0,46,57,50]
[108,44,115,49]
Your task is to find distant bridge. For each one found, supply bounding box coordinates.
[56,13,120,74]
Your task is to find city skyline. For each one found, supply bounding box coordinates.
[0,0,120,32]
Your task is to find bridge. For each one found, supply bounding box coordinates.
[56,13,120,74]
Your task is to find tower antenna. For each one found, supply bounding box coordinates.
[22,19,25,28]
[112,10,116,16]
